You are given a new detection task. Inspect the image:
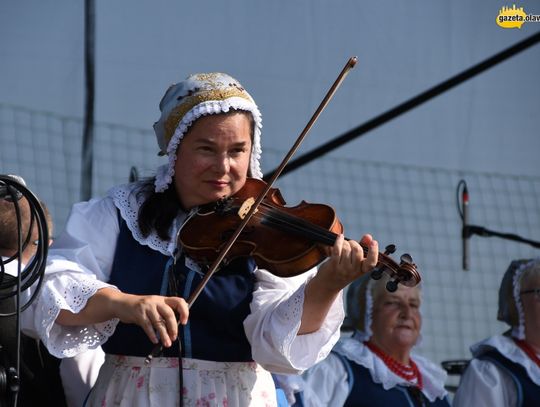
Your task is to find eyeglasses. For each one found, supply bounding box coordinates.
[520,288,540,301]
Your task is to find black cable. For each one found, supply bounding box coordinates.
[456,180,466,223]
[0,175,49,407]
[0,177,48,313]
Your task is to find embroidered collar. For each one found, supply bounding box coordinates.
[365,340,423,390]
[471,334,540,385]
[109,182,189,257]
[333,331,447,402]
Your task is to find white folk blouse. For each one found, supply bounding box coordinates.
[300,333,448,407]
[453,334,540,407]
[23,182,344,407]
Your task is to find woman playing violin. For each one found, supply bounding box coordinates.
[25,73,378,406]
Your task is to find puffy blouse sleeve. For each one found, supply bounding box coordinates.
[27,196,121,358]
[452,358,517,407]
[300,352,350,407]
[243,267,344,374]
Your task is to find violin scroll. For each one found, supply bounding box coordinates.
[369,244,420,292]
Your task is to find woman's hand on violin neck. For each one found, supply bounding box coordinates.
[319,234,378,291]
[299,235,377,334]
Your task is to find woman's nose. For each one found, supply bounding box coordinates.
[214,155,230,173]
[399,304,412,318]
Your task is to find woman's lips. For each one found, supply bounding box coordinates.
[206,180,229,187]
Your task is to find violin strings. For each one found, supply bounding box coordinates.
[258,204,398,270]
[228,198,395,272]
[257,202,338,245]
[226,197,336,244]
[237,199,363,248]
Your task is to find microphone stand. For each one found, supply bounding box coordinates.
[457,179,540,271]
[464,225,540,249]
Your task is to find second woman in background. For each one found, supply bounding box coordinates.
[299,273,450,406]
[453,258,540,406]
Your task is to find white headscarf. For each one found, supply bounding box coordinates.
[346,273,423,344]
[345,274,376,341]
[497,258,540,339]
[152,72,263,193]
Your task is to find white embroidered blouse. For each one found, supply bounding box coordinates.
[300,333,448,407]
[453,334,540,407]
[22,182,345,406]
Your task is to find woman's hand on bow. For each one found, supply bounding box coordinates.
[56,288,189,348]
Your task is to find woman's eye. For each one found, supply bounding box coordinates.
[231,148,247,155]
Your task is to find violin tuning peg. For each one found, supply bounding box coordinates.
[385,279,399,293]
[400,253,413,265]
[370,267,384,280]
[384,244,396,255]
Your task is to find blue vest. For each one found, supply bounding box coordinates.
[334,352,450,407]
[102,218,256,362]
[478,349,540,407]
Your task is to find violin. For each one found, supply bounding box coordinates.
[180,177,421,291]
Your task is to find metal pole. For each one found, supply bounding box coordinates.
[81,0,95,200]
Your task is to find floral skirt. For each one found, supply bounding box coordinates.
[85,354,278,407]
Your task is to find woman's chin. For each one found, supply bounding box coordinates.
[393,331,418,348]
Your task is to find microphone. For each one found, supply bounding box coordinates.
[461,182,469,271]
[0,174,26,202]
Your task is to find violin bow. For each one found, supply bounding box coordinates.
[146,57,357,362]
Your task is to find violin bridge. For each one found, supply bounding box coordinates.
[238,197,257,219]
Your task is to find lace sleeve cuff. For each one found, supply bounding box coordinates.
[36,272,119,358]
[286,288,344,369]
[272,283,305,355]
[245,269,344,373]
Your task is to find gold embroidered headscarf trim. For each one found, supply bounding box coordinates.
[163,89,253,146]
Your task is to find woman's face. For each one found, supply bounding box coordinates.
[521,273,540,338]
[174,112,252,210]
[370,285,422,353]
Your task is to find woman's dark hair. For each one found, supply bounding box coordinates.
[137,179,181,241]
[137,109,255,241]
